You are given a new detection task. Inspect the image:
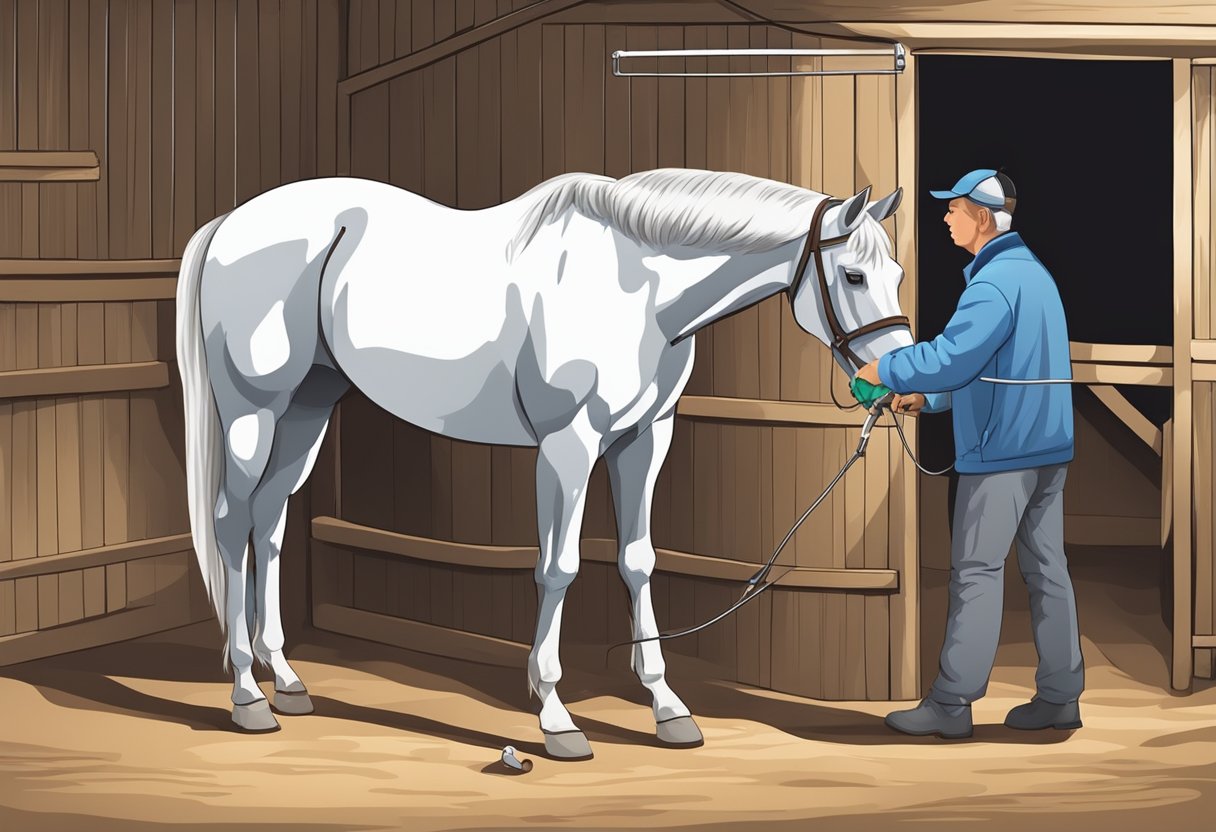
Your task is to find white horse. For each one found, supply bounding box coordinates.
[175,168,911,759]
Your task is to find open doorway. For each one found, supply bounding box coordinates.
[914,55,1176,693]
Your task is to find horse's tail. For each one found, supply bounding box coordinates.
[175,213,229,653]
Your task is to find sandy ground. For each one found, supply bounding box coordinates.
[2,547,1215,831]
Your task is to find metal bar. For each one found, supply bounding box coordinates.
[613,49,897,58]
[612,44,905,78]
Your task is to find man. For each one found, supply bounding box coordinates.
[854,168,1084,739]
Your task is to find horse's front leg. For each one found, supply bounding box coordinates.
[605,414,703,747]
[530,409,599,761]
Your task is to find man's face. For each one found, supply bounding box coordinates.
[943,198,988,251]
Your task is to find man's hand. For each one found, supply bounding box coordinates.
[855,359,882,386]
[891,393,927,416]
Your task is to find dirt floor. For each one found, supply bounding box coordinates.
[2,546,1215,832]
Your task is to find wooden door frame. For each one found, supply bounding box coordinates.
[904,47,1196,691]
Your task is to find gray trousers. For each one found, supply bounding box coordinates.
[929,464,1085,706]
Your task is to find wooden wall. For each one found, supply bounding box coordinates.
[0,0,346,663]
[317,2,916,702]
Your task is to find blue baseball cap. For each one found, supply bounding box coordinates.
[930,168,1017,213]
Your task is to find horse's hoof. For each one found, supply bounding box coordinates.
[272,689,314,716]
[656,715,704,748]
[232,699,280,733]
[542,729,594,760]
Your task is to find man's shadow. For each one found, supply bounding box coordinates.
[1,622,1072,754]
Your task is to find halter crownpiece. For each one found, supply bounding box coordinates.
[788,196,911,370]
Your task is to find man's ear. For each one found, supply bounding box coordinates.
[839,185,873,233]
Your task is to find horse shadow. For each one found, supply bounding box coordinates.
[2,621,1072,753]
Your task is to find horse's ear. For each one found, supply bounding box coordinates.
[866,187,903,222]
[840,186,872,232]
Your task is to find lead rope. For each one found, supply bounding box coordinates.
[606,377,1077,655]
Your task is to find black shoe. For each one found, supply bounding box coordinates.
[1004,697,1082,730]
[884,699,973,739]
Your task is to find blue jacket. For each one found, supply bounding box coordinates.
[877,232,1074,474]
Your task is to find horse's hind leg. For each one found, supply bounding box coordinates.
[604,414,702,747]
[214,405,282,732]
[249,368,348,716]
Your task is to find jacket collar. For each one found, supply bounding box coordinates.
[963,231,1024,282]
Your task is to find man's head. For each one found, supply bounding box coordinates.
[931,169,1016,255]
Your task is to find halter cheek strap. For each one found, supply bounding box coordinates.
[788,198,911,370]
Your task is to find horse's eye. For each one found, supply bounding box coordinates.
[844,270,865,286]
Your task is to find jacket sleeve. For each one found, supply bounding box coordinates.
[923,391,951,413]
[878,281,1014,394]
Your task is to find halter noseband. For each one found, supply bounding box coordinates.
[788,198,911,370]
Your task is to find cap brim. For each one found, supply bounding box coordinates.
[929,189,960,200]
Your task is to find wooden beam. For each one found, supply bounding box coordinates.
[1069,341,1172,364]
[0,258,179,275]
[0,602,200,667]
[1192,339,1216,361]
[1069,363,1173,386]
[1192,363,1216,382]
[0,151,100,181]
[1194,635,1216,648]
[1172,57,1194,690]
[1088,385,1165,455]
[782,21,1216,52]
[313,603,529,667]
[337,0,586,96]
[0,277,178,302]
[311,517,901,590]
[0,361,169,400]
[0,533,193,581]
[893,49,920,701]
[675,395,877,427]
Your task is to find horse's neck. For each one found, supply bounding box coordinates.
[653,238,805,343]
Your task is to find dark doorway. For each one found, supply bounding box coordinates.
[915,55,1173,472]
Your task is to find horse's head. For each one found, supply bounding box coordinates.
[789,186,913,375]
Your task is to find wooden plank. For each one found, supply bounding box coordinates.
[1195,68,1213,339]
[234,0,260,204]
[195,0,216,223]
[130,0,153,257]
[338,0,584,97]
[0,580,13,636]
[105,561,126,612]
[58,569,83,624]
[314,602,528,667]
[863,427,890,699]
[259,0,282,192]
[55,398,82,553]
[106,0,130,257]
[311,517,900,589]
[1070,363,1172,386]
[0,361,169,399]
[603,24,630,179]
[0,276,178,302]
[540,24,564,180]
[0,258,180,275]
[80,396,104,549]
[15,576,38,633]
[85,0,106,257]
[281,0,304,184]
[1089,385,1165,454]
[0,1,18,257]
[102,394,130,546]
[0,600,198,666]
[1070,341,1172,363]
[215,0,237,206]
[1194,384,1213,640]
[83,565,105,618]
[0,401,10,563]
[36,400,58,556]
[38,573,59,628]
[1173,58,1195,690]
[677,394,888,426]
[0,154,99,180]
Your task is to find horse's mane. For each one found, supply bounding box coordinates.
[505,168,891,266]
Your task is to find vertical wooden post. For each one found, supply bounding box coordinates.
[1172,57,1194,691]
[891,51,919,700]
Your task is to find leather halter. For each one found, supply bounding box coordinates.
[788,198,911,370]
